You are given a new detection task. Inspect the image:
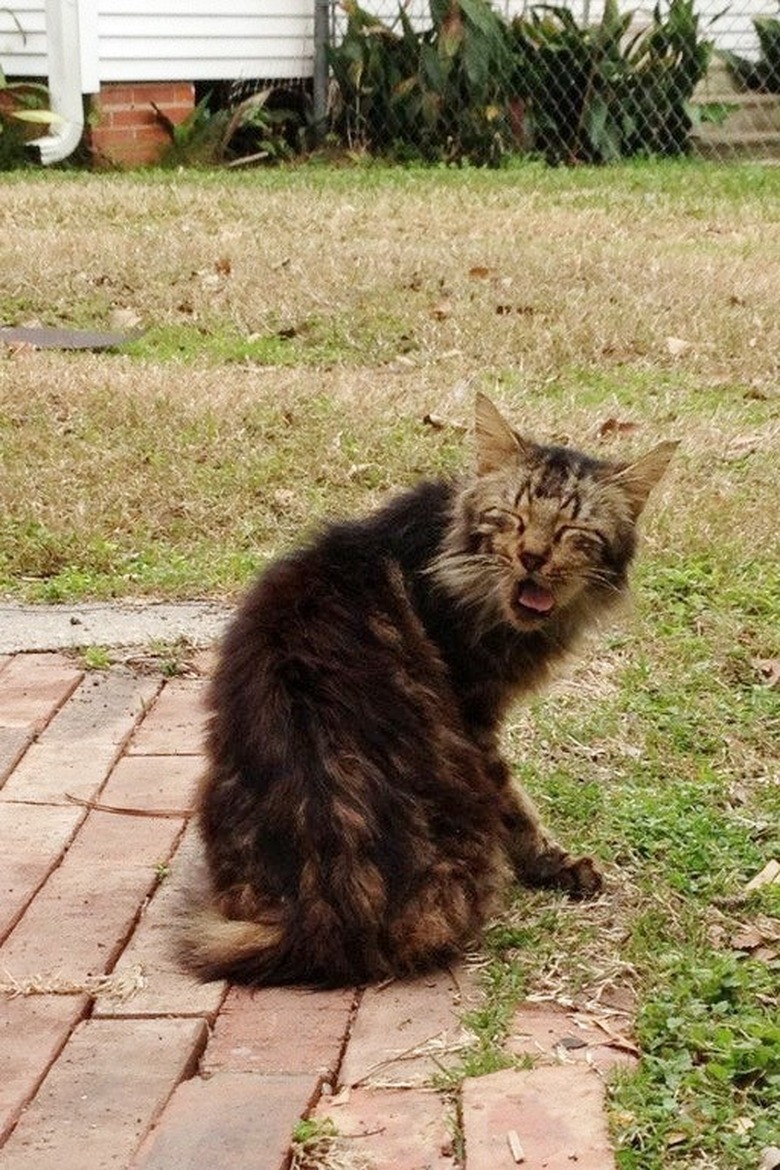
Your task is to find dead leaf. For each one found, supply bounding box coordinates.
[598,417,641,439]
[731,915,780,955]
[666,1131,688,1147]
[422,413,468,433]
[665,336,691,358]
[214,256,232,276]
[468,265,494,279]
[745,860,780,892]
[430,300,453,320]
[752,658,780,689]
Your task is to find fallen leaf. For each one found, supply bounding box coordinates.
[422,413,467,433]
[745,860,780,892]
[730,915,780,954]
[468,265,494,279]
[430,300,453,320]
[214,256,232,276]
[599,417,641,439]
[666,1131,688,1147]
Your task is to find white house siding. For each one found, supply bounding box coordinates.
[0,0,770,87]
[1,0,314,84]
[96,1,313,82]
[0,1,48,76]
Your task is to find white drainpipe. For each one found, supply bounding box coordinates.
[30,0,85,164]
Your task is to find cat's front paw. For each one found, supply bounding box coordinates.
[553,854,603,898]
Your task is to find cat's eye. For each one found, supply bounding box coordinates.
[555,526,606,552]
[479,507,523,534]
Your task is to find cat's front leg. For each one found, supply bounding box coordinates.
[509,788,603,896]
[498,773,603,897]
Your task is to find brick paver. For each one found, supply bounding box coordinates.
[462,1065,617,1170]
[132,1072,317,1170]
[0,652,630,1169]
[0,1017,207,1170]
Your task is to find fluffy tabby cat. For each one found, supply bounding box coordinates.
[179,394,675,986]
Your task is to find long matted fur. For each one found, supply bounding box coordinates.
[177,395,675,986]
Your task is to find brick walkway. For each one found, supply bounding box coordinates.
[0,651,631,1170]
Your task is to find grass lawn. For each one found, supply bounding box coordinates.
[1,158,779,1168]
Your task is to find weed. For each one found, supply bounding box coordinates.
[81,646,112,671]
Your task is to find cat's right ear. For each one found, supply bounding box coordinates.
[474,393,530,475]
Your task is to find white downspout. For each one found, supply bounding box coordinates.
[29,0,85,164]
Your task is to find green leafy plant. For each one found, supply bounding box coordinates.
[726,15,780,92]
[328,0,517,165]
[154,88,312,166]
[510,0,714,163]
[0,61,60,168]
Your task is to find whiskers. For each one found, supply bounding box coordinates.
[426,549,510,636]
[579,565,625,598]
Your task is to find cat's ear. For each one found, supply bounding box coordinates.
[608,440,679,518]
[474,393,531,475]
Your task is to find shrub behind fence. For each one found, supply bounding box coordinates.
[321,0,780,164]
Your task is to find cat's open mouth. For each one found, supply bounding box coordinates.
[515,579,556,620]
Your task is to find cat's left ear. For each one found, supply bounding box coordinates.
[474,393,532,475]
[607,440,679,518]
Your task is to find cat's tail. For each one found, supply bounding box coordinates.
[176,902,292,985]
[171,831,300,985]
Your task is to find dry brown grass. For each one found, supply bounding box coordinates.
[1,162,778,603]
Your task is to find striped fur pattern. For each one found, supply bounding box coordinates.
[177,395,675,986]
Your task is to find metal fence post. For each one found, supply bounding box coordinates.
[313,0,331,138]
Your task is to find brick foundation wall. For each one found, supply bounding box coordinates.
[88,81,195,167]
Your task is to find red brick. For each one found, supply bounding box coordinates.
[0,653,81,732]
[127,679,206,755]
[339,966,479,1088]
[96,82,137,105]
[461,1065,617,1170]
[0,727,31,785]
[100,752,202,813]
[0,801,83,941]
[0,809,184,983]
[1,670,160,805]
[93,823,226,1020]
[507,1002,638,1073]
[39,669,158,749]
[132,1071,315,1170]
[0,993,88,1144]
[0,1017,207,1170]
[204,983,355,1082]
[314,1085,455,1170]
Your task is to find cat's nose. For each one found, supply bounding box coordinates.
[520,550,546,573]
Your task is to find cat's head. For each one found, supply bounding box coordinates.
[432,394,677,635]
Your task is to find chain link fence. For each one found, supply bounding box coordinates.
[318,0,780,163]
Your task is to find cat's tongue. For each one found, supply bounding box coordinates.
[517,580,555,614]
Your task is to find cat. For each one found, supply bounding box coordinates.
[177,394,676,987]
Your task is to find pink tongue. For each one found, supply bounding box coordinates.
[518,581,555,613]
